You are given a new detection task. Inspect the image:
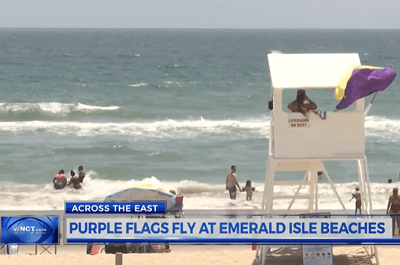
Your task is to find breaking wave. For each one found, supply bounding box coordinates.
[0,115,399,142]
[0,173,397,211]
[0,102,120,116]
[0,117,270,138]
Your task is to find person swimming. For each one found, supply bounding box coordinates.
[68,170,82,189]
[53,169,67,190]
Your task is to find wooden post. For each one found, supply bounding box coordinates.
[115,253,123,265]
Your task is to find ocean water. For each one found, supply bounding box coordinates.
[0,29,400,211]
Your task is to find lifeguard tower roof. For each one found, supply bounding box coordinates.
[268,53,361,88]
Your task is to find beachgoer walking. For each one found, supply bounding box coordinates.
[226,165,241,200]
[349,187,362,215]
[387,187,400,236]
[242,180,255,201]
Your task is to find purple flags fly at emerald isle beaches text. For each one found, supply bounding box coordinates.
[335,66,396,110]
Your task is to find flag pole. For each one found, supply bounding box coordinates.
[364,91,378,116]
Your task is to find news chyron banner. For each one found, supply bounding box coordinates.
[64,217,393,244]
[1,216,59,244]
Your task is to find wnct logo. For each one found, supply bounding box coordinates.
[1,217,59,244]
[13,226,36,232]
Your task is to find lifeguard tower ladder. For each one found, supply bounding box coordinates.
[255,53,379,264]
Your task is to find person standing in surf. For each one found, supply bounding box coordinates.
[226,165,241,200]
[242,180,255,201]
[78,165,86,183]
[68,170,82,189]
[53,169,67,190]
[387,187,400,236]
[349,187,362,215]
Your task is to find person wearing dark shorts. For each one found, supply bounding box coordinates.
[349,187,362,215]
[226,165,241,200]
[228,186,237,199]
[53,170,67,190]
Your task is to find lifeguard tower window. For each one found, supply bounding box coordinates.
[282,88,356,113]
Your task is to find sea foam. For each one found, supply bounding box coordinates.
[0,115,399,142]
[0,172,397,211]
[0,102,119,116]
[0,117,270,138]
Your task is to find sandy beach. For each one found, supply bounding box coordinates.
[1,244,399,265]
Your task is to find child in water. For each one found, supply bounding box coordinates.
[349,187,362,215]
[242,180,255,201]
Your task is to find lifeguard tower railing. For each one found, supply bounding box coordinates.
[255,53,378,265]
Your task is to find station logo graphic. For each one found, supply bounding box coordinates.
[1,217,59,244]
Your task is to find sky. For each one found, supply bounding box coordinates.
[0,0,399,29]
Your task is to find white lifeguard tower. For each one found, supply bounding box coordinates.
[255,53,379,264]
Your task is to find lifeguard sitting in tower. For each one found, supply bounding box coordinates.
[287,89,317,116]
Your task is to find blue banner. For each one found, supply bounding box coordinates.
[64,217,393,244]
[65,202,166,214]
[1,216,59,245]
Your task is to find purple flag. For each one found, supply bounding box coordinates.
[336,68,396,110]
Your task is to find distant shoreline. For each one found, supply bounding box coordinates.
[0,28,400,31]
